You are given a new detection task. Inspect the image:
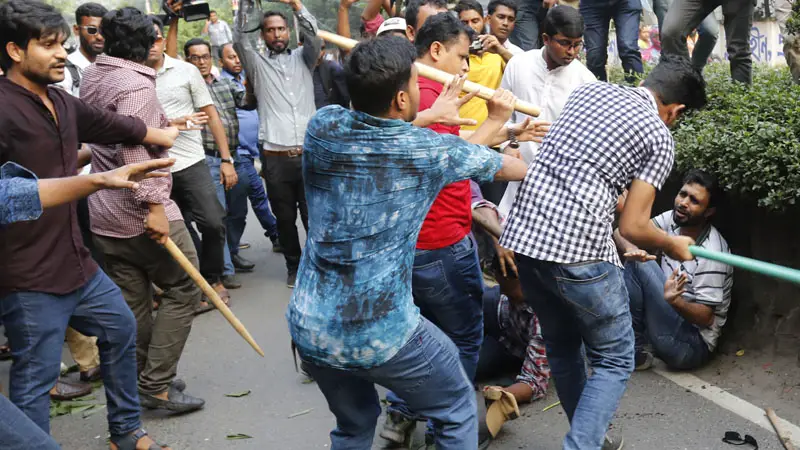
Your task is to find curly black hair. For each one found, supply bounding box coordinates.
[102,7,157,64]
[0,0,70,72]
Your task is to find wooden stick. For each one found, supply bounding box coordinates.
[164,238,265,357]
[317,30,542,118]
[766,407,796,450]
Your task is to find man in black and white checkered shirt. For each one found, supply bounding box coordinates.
[499,55,707,450]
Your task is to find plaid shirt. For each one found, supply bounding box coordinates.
[500,83,674,267]
[81,55,183,238]
[496,295,550,399]
[202,76,243,158]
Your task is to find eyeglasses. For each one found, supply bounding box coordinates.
[81,25,100,36]
[549,36,583,50]
[187,54,212,63]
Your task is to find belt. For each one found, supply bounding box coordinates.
[263,148,303,158]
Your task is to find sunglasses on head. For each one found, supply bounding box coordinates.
[722,431,758,448]
[81,25,100,35]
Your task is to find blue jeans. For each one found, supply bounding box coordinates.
[581,0,644,81]
[623,260,710,369]
[652,0,719,71]
[517,257,634,450]
[509,0,543,50]
[239,156,279,240]
[386,235,484,421]
[301,317,477,450]
[0,269,141,438]
[0,395,60,450]
[206,155,237,275]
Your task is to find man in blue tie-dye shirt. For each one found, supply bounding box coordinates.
[286,36,528,449]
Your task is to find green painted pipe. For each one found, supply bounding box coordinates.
[689,245,800,285]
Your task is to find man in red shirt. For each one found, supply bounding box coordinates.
[382,12,539,445]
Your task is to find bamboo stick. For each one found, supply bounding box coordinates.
[164,238,265,357]
[317,30,542,117]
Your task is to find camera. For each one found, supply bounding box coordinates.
[469,38,484,54]
[162,0,211,22]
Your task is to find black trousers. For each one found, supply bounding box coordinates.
[261,152,308,272]
[170,160,227,283]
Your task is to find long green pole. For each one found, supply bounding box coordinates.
[689,245,800,285]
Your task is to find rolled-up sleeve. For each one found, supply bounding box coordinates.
[0,162,42,225]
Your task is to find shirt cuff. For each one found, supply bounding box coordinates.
[0,162,43,225]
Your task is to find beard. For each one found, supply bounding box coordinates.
[672,208,704,227]
[266,39,288,53]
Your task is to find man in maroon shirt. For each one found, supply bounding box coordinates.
[382,12,540,445]
[0,1,178,448]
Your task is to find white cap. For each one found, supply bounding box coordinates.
[376,17,407,36]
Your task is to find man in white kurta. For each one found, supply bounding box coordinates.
[498,6,596,217]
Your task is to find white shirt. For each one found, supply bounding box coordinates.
[503,39,524,56]
[497,49,596,217]
[58,50,92,97]
[155,55,214,172]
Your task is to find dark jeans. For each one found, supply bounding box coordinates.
[476,285,523,382]
[0,394,60,450]
[206,155,239,275]
[517,256,634,450]
[0,270,141,438]
[171,159,227,282]
[581,0,644,81]
[240,156,279,240]
[661,0,752,83]
[261,152,308,272]
[386,235,484,419]
[509,0,544,50]
[302,318,477,450]
[652,0,719,71]
[623,260,711,369]
[93,221,202,395]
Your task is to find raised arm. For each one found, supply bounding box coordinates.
[286,0,323,70]
[338,0,359,42]
[165,16,179,59]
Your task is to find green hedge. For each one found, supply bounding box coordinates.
[610,63,800,210]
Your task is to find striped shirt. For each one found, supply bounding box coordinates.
[500,83,674,267]
[653,211,733,351]
[81,55,182,239]
[201,75,243,157]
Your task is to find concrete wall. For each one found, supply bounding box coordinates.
[654,179,800,357]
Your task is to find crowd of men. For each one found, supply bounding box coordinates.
[0,0,739,449]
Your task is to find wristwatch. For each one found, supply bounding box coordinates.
[221,158,234,165]
[507,127,520,149]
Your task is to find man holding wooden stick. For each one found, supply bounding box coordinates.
[287,34,530,449]
[82,7,207,416]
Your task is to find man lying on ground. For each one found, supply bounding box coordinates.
[614,169,733,371]
[286,35,529,449]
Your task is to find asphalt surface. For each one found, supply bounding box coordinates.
[1,215,793,449]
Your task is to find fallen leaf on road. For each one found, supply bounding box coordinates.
[301,378,315,384]
[288,408,314,418]
[736,349,745,356]
[542,401,561,412]
[225,390,252,398]
[226,434,253,440]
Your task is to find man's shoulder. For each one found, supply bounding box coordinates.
[704,224,730,254]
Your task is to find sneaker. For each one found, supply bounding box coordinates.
[287,271,297,289]
[270,236,283,253]
[602,434,624,450]
[379,411,416,446]
[635,350,654,371]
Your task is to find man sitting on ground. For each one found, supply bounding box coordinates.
[614,169,733,370]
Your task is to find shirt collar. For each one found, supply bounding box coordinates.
[158,54,178,75]
[94,54,156,79]
[635,86,659,112]
[269,48,292,58]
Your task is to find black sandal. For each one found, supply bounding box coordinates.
[722,431,758,449]
[111,428,168,450]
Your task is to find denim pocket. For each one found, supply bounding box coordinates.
[555,261,613,318]
[381,321,435,393]
[412,259,450,302]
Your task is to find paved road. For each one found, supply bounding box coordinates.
[1,217,790,449]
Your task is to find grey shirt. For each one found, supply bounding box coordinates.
[208,20,233,47]
[234,6,322,150]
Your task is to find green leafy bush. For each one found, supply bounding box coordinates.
[610,63,800,210]
[670,64,800,210]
